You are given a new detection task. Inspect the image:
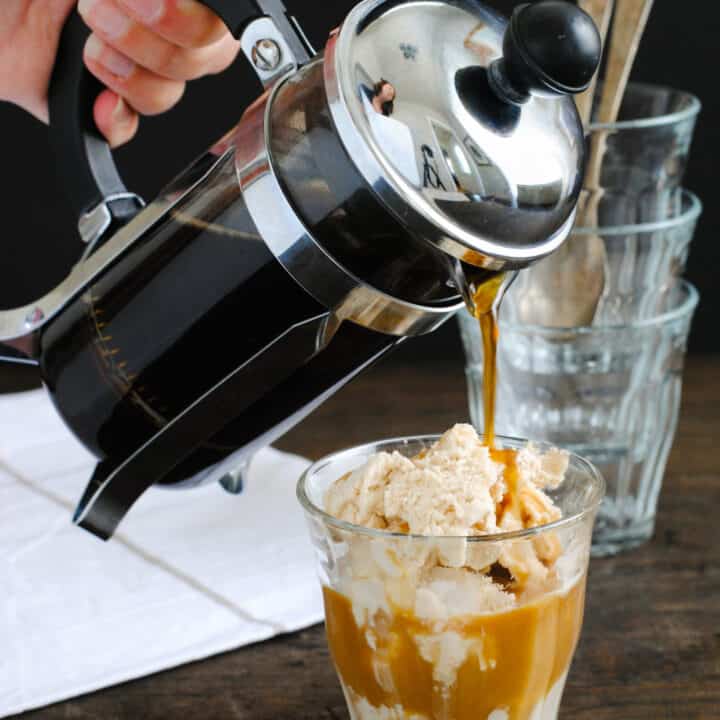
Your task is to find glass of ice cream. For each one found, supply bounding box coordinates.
[298,425,604,720]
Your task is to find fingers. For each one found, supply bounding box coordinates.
[84,34,186,115]
[77,0,240,143]
[93,89,139,147]
[117,0,229,49]
[78,0,239,82]
[80,0,228,50]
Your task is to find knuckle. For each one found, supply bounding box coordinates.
[156,44,185,80]
[134,81,185,116]
[161,45,232,82]
[189,18,227,48]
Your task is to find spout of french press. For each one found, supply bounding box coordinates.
[488,0,602,105]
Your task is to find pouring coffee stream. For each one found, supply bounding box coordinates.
[463,267,527,525]
[0,0,600,539]
[463,270,512,448]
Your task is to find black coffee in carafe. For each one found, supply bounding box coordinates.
[40,143,457,491]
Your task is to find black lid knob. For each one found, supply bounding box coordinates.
[489,0,602,105]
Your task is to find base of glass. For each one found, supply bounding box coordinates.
[341,671,569,720]
[591,518,655,557]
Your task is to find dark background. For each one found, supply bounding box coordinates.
[0,0,717,361]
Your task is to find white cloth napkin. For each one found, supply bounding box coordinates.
[0,389,324,718]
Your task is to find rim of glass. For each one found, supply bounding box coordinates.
[297,434,605,543]
[572,189,702,236]
[589,82,702,131]
[498,279,699,334]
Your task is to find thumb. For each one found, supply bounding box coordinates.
[93,89,139,148]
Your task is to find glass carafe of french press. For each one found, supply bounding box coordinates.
[0,0,600,539]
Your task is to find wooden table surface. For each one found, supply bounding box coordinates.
[12,348,720,719]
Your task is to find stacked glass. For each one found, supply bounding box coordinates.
[460,84,702,556]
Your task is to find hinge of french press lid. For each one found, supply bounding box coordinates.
[241,0,315,88]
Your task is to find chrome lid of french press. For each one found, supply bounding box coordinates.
[324,0,602,270]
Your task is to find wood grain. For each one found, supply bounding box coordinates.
[8,352,720,719]
[584,0,656,192]
[575,0,615,127]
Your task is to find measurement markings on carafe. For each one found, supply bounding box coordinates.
[84,292,171,425]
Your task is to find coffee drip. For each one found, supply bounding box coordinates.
[467,273,508,448]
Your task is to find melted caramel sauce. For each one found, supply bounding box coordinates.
[490,447,520,526]
[324,577,586,720]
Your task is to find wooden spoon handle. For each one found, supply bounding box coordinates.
[584,0,655,199]
[575,0,616,128]
[596,0,655,125]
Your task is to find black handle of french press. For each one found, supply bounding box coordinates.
[194,0,264,37]
[489,0,602,105]
[48,0,266,230]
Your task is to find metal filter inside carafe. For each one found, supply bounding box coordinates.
[0,0,600,539]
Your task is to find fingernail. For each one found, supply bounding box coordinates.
[79,0,132,39]
[86,35,135,79]
[119,0,165,24]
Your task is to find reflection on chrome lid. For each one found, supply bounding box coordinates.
[324,0,587,268]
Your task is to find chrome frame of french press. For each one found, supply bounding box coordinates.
[236,69,465,339]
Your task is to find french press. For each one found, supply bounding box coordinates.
[0,0,600,539]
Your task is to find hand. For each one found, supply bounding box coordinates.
[0,2,76,121]
[0,1,240,147]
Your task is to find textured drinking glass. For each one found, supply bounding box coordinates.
[504,83,701,329]
[459,282,699,557]
[298,436,604,720]
[507,190,702,326]
[589,82,701,224]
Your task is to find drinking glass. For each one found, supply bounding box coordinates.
[505,83,701,330]
[298,435,604,720]
[507,189,702,326]
[590,82,701,224]
[459,282,699,556]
